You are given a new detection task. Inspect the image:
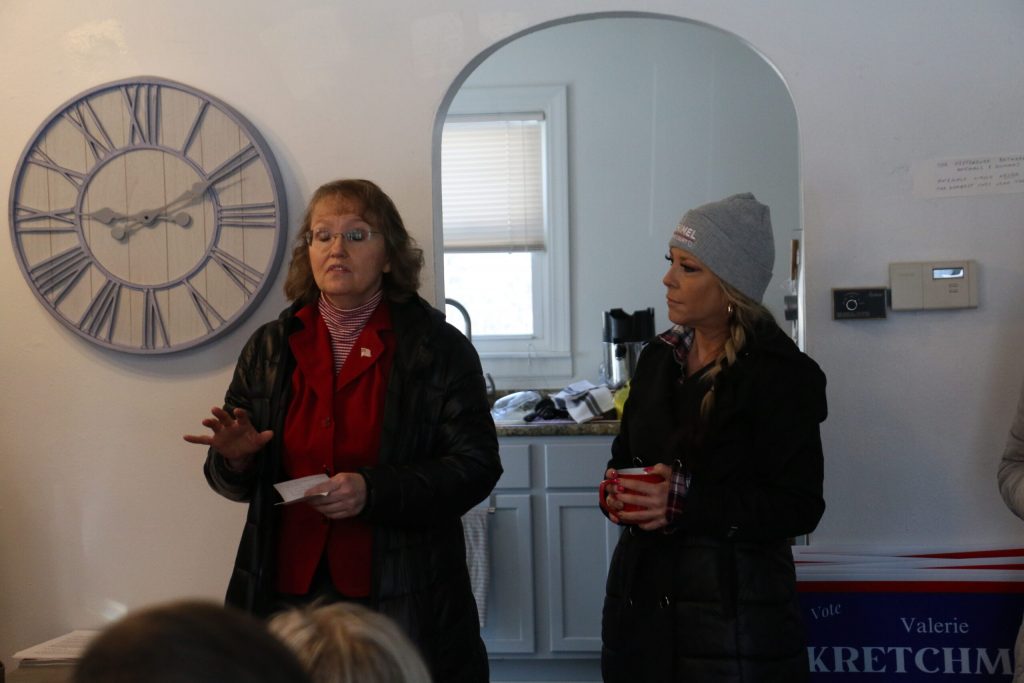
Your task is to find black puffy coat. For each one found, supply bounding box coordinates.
[204,296,501,683]
[602,322,826,682]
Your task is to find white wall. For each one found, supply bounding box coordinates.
[451,17,799,384]
[2,0,1023,666]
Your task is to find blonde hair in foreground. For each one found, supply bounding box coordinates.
[268,602,432,683]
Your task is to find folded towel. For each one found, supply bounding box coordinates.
[553,381,616,423]
[462,507,491,628]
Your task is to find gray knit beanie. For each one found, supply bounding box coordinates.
[669,192,774,303]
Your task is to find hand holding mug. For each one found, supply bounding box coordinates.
[600,463,671,530]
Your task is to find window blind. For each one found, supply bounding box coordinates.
[441,114,546,252]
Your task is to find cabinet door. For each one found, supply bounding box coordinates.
[482,493,536,654]
[545,492,618,652]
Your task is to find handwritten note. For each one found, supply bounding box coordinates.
[913,154,1024,198]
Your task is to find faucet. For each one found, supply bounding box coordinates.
[445,298,495,400]
[445,298,471,342]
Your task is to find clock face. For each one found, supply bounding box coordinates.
[9,76,287,354]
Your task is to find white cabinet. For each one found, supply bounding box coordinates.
[485,491,535,653]
[482,435,617,681]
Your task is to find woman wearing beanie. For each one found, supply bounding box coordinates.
[599,193,826,682]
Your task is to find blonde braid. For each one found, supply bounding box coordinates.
[698,282,774,419]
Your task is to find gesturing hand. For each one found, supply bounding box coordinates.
[183,406,273,469]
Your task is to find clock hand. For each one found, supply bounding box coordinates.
[132,208,194,227]
[170,211,192,227]
[86,179,206,227]
[127,179,214,226]
[88,178,215,240]
[148,212,192,227]
[116,211,192,240]
[88,207,132,224]
[86,207,146,241]
[162,179,215,213]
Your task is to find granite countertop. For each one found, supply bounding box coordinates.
[494,418,620,437]
[489,387,621,437]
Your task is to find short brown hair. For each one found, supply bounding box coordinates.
[283,179,424,305]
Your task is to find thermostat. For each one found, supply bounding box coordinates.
[889,260,978,310]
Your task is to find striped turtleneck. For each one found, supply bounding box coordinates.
[318,289,384,374]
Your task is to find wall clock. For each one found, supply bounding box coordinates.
[8,76,287,354]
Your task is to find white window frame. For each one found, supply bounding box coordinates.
[442,85,571,383]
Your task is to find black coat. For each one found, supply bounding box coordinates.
[204,296,502,683]
[602,322,826,683]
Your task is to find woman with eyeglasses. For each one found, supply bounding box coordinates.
[185,179,500,683]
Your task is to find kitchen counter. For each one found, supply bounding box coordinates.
[494,419,619,437]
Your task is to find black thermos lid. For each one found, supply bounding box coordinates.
[633,307,655,339]
[603,307,655,342]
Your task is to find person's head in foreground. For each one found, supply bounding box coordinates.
[268,601,432,683]
[73,600,311,683]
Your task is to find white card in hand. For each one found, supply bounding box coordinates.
[273,473,330,505]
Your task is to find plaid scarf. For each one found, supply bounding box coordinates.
[658,324,694,375]
[656,325,695,526]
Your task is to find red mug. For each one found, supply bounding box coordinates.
[599,467,664,513]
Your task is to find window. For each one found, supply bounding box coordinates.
[441,86,570,383]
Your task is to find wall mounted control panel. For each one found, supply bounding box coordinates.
[889,260,978,310]
[832,288,888,319]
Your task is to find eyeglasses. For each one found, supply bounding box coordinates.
[304,228,382,249]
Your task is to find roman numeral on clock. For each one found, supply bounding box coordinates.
[78,279,122,341]
[184,280,226,333]
[13,204,78,233]
[210,247,264,296]
[122,83,161,146]
[62,100,115,162]
[217,202,277,229]
[28,245,91,305]
[206,144,258,188]
[142,288,170,350]
[181,100,210,156]
[27,148,86,189]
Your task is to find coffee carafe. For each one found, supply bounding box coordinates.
[601,307,655,389]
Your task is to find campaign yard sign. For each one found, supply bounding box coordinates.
[795,547,1024,681]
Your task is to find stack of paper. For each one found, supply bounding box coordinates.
[795,544,1024,584]
[13,630,99,667]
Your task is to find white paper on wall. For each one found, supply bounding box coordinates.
[912,154,1024,198]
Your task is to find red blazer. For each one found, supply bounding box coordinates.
[274,302,394,596]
